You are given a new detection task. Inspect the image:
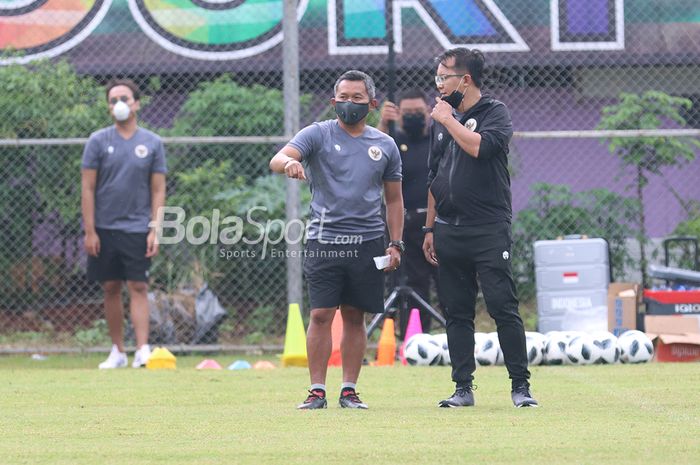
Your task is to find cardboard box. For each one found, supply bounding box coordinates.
[644,289,700,315]
[644,315,700,362]
[608,283,640,336]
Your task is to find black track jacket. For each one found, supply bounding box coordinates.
[427,95,514,226]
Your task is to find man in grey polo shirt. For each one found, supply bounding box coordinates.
[81,78,167,369]
[270,70,404,410]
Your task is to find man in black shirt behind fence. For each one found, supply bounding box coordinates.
[378,89,439,339]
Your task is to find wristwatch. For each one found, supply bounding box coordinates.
[421,226,434,234]
[388,240,406,254]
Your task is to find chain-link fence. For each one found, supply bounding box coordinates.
[1,0,699,350]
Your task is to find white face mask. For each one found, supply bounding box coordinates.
[112,100,130,122]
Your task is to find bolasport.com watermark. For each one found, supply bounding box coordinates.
[149,206,363,260]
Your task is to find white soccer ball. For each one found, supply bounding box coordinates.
[589,331,620,364]
[543,331,571,365]
[474,332,487,348]
[404,333,443,366]
[432,333,450,365]
[473,332,486,364]
[475,332,502,366]
[618,330,654,363]
[566,333,597,365]
[525,331,545,366]
[561,331,583,340]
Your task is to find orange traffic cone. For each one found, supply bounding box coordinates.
[328,308,343,367]
[375,318,396,366]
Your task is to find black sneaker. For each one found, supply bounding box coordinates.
[339,388,368,409]
[297,389,327,410]
[438,385,475,408]
[511,383,538,408]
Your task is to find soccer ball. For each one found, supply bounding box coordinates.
[543,331,571,365]
[561,331,583,341]
[475,332,502,366]
[618,330,654,363]
[404,333,443,366]
[473,332,486,364]
[474,332,487,349]
[566,333,596,365]
[589,331,620,364]
[525,331,545,366]
[432,333,450,365]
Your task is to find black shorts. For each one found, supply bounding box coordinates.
[303,237,385,314]
[87,228,151,283]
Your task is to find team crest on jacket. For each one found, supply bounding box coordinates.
[465,118,477,131]
[134,144,149,158]
[368,146,382,161]
[502,251,510,260]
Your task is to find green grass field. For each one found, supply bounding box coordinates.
[1,355,699,465]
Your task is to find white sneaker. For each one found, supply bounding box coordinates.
[132,344,151,368]
[98,345,127,369]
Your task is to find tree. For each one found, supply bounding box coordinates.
[597,91,700,286]
[0,60,109,307]
[159,77,313,337]
[167,74,311,178]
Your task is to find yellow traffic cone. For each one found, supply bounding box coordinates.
[146,347,177,370]
[281,303,308,367]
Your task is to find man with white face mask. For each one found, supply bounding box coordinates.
[81,79,167,369]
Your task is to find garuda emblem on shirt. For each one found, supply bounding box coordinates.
[368,146,382,161]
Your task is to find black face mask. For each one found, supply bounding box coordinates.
[441,89,464,110]
[335,101,369,125]
[402,113,426,136]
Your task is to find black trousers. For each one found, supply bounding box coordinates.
[397,210,440,339]
[434,221,530,387]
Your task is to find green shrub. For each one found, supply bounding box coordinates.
[0,60,109,309]
[74,319,111,348]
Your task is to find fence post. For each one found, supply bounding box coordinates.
[283,0,303,307]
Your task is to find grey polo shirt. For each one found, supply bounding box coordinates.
[82,126,167,233]
[288,119,402,242]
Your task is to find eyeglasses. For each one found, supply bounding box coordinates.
[335,97,370,104]
[109,96,130,104]
[434,74,465,86]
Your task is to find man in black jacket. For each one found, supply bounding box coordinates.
[422,48,537,408]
